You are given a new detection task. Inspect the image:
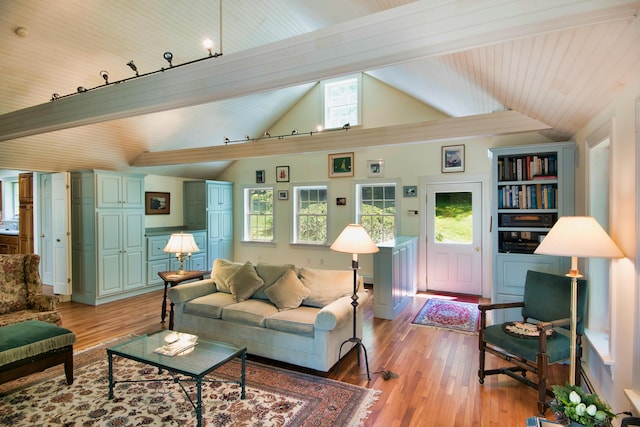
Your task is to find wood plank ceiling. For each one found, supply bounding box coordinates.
[0,0,639,178]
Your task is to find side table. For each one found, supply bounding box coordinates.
[158,270,208,330]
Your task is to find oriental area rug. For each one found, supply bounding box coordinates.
[0,341,380,426]
[412,298,480,334]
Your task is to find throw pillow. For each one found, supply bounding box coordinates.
[253,262,298,299]
[265,269,311,311]
[227,261,264,302]
[300,267,354,308]
[212,258,242,293]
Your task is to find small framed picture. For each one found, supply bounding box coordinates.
[276,166,290,182]
[367,160,384,178]
[328,152,354,178]
[442,144,465,173]
[145,192,170,215]
[256,170,265,183]
[403,185,417,197]
[336,197,346,206]
[278,190,289,200]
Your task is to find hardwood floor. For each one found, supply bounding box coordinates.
[54,288,568,426]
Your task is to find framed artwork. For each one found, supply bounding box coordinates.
[336,197,346,206]
[278,190,289,200]
[442,144,465,173]
[276,166,290,182]
[256,170,265,183]
[367,160,384,178]
[403,185,417,197]
[328,152,354,177]
[145,192,170,215]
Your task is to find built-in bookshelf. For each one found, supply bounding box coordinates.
[490,142,575,323]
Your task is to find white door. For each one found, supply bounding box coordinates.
[426,182,482,295]
[52,173,70,295]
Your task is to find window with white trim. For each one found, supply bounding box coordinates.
[293,185,328,244]
[243,187,274,241]
[356,183,397,244]
[323,74,361,129]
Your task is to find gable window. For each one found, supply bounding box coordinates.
[356,183,396,243]
[323,74,361,129]
[293,185,328,244]
[243,187,274,241]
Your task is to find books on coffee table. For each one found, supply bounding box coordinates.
[154,332,198,356]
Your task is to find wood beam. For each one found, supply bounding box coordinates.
[132,111,551,166]
[0,0,636,143]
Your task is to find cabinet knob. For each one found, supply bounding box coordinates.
[56,239,61,242]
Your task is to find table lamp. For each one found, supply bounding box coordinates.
[330,224,379,380]
[534,216,623,385]
[163,233,200,275]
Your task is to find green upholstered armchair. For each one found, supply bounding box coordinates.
[478,270,588,414]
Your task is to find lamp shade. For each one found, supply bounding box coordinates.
[330,224,379,255]
[534,216,623,259]
[163,233,200,254]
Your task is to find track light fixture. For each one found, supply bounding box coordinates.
[126,60,139,76]
[51,93,60,101]
[77,87,87,93]
[291,129,298,135]
[203,38,214,57]
[163,52,173,67]
[342,123,351,130]
[221,125,350,145]
[245,135,251,140]
[100,70,109,85]
[264,132,271,138]
[224,137,230,144]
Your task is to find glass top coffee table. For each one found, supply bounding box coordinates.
[107,330,246,427]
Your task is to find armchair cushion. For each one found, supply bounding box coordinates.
[483,323,571,363]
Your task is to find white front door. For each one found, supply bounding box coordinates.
[426,182,482,295]
[52,173,70,295]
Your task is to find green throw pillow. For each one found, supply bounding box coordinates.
[227,261,264,302]
[265,269,311,311]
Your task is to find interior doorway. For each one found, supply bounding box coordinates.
[425,182,482,295]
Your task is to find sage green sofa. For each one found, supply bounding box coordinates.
[168,259,367,372]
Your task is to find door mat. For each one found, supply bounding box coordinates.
[412,298,480,334]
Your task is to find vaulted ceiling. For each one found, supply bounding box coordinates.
[1,0,639,178]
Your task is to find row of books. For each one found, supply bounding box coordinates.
[498,154,557,181]
[498,184,557,209]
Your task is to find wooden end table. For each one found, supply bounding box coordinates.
[158,270,208,330]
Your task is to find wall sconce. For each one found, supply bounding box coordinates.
[126,60,139,76]
[100,70,109,85]
[163,52,173,67]
[163,233,200,275]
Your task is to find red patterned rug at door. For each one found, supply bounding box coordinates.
[412,298,480,334]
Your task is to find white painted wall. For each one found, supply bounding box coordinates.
[572,76,640,416]
[144,175,193,228]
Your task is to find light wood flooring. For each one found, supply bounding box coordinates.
[53,287,567,426]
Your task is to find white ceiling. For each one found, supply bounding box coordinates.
[1,0,639,178]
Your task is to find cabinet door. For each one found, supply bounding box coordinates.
[207,182,233,210]
[122,176,144,208]
[122,212,145,290]
[147,235,170,260]
[96,174,122,208]
[97,211,123,295]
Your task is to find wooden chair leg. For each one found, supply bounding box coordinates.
[64,347,74,384]
[537,353,549,415]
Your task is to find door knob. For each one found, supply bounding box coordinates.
[475,247,481,252]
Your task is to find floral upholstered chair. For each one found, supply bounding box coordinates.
[0,254,61,327]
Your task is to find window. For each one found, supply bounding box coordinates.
[356,183,396,243]
[323,74,361,129]
[1,178,19,221]
[293,185,328,244]
[243,187,274,241]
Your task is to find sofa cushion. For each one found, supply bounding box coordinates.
[0,255,28,314]
[265,306,319,337]
[221,300,279,327]
[265,269,311,311]
[227,261,264,302]
[212,258,243,293]
[300,267,354,308]
[253,262,297,300]
[184,292,236,319]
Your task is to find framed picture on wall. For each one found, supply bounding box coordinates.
[328,152,354,177]
[145,192,170,215]
[256,170,265,183]
[442,144,465,173]
[367,160,384,178]
[276,166,290,182]
[278,190,289,200]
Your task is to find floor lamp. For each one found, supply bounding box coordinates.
[163,233,200,275]
[330,224,379,380]
[534,216,623,385]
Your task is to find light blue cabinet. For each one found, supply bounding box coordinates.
[373,236,418,319]
[71,170,147,305]
[490,143,575,323]
[184,180,233,267]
